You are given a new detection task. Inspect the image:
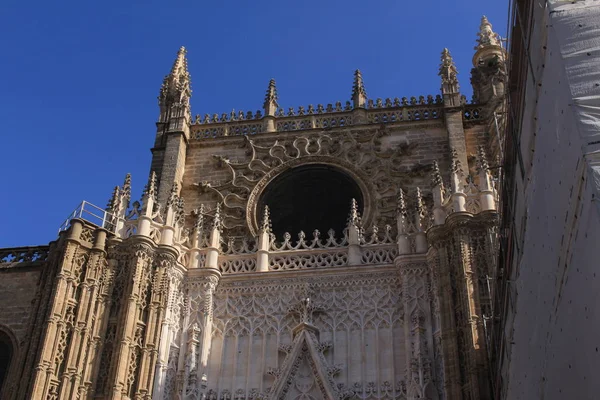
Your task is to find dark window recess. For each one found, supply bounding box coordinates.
[258,164,364,241]
[0,331,13,395]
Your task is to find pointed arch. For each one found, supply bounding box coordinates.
[0,326,18,400]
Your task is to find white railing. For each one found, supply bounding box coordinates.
[59,201,117,233]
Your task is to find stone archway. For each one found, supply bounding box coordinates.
[0,328,16,399]
[257,164,364,241]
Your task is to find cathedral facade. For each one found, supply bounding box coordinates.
[0,17,506,400]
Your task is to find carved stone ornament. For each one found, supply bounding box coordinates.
[195,129,425,236]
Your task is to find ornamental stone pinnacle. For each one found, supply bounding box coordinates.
[347,198,361,228]
[476,16,501,50]
[194,204,205,232]
[259,205,272,234]
[263,79,279,117]
[415,187,425,219]
[439,48,459,89]
[107,185,120,211]
[121,173,132,203]
[159,46,191,106]
[431,160,444,188]
[212,203,223,233]
[143,171,158,201]
[176,197,186,226]
[352,69,367,108]
[397,188,408,218]
[477,145,490,172]
[166,183,179,209]
[450,148,464,177]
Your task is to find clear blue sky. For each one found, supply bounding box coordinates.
[0,0,507,247]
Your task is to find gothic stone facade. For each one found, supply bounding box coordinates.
[0,17,506,400]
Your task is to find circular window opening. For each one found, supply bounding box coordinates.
[258,164,364,241]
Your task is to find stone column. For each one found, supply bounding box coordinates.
[183,269,221,398]
[396,255,439,400]
[29,219,89,400]
[58,229,108,399]
[427,226,462,400]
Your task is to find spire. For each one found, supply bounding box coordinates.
[263,79,279,117]
[259,205,272,234]
[415,187,425,220]
[450,148,465,195]
[121,173,131,203]
[439,48,459,92]
[158,46,192,125]
[451,148,464,177]
[212,203,223,233]
[141,171,157,217]
[194,204,205,232]
[107,186,120,212]
[431,161,444,189]
[397,188,408,218]
[176,197,186,227]
[352,69,367,108]
[347,198,361,229]
[166,182,179,210]
[476,146,490,172]
[190,205,205,250]
[143,171,158,201]
[476,16,501,50]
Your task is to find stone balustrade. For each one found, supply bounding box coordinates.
[0,246,50,269]
[190,96,459,139]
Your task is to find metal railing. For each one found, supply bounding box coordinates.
[59,201,116,233]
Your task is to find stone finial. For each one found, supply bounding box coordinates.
[450,148,466,196]
[107,186,120,211]
[347,198,361,228]
[450,148,464,177]
[166,182,179,209]
[351,69,367,108]
[476,16,501,50]
[263,79,279,117]
[176,197,186,226]
[212,203,223,233]
[158,46,192,121]
[476,146,490,172]
[415,187,425,220]
[140,172,157,217]
[194,204,205,232]
[259,205,272,234]
[439,48,459,90]
[143,171,158,201]
[121,173,132,203]
[431,161,444,189]
[397,188,408,218]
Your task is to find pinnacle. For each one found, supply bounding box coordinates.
[347,198,361,227]
[170,46,189,77]
[260,205,272,233]
[450,148,464,176]
[439,49,457,75]
[213,203,223,232]
[476,16,501,49]
[352,69,367,99]
[415,187,425,217]
[143,171,157,199]
[166,183,179,208]
[159,46,191,105]
[194,204,205,231]
[121,173,132,200]
[397,188,407,217]
[263,79,279,109]
[107,186,120,210]
[477,146,490,171]
[431,161,444,188]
